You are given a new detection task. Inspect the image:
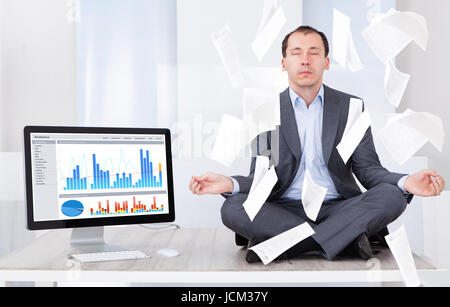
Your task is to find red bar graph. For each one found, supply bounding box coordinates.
[90,196,164,216]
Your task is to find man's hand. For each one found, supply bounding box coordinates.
[404,169,446,197]
[189,172,234,195]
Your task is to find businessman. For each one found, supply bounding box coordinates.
[189,26,446,263]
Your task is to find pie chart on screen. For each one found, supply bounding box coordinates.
[61,200,84,217]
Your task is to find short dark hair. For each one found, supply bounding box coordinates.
[282,25,329,58]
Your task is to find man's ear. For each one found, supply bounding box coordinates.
[325,56,330,70]
[281,58,287,71]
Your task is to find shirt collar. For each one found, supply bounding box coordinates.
[289,84,324,109]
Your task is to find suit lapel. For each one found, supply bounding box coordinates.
[279,85,342,164]
[322,85,342,165]
[280,88,302,161]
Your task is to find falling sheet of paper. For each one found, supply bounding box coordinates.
[243,166,278,222]
[397,111,444,151]
[362,9,428,65]
[252,5,286,62]
[210,114,245,167]
[211,25,245,88]
[301,170,327,222]
[256,0,280,34]
[332,9,364,72]
[249,222,315,265]
[384,60,410,108]
[385,225,421,287]
[243,87,281,137]
[249,155,270,194]
[242,67,288,92]
[210,89,281,167]
[380,109,445,165]
[343,98,363,138]
[380,112,427,166]
[337,109,371,164]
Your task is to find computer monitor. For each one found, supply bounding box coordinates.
[23,126,175,253]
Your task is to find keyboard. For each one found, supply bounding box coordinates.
[70,250,149,263]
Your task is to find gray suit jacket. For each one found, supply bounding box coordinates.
[229,85,413,204]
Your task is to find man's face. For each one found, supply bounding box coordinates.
[281,31,330,89]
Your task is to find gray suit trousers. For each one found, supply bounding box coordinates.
[221,182,408,260]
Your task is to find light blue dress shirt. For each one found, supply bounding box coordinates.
[280,86,340,201]
[230,86,408,198]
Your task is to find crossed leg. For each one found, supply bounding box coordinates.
[221,183,408,260]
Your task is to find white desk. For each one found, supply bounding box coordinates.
[0,226,447,286]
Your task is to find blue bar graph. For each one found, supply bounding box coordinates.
[63,149,163,191]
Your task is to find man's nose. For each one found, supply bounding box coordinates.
[300,54,310,66]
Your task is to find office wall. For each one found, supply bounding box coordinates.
[0,0,76,256]
[0,1,3,149]
[0,153,35,256]
[0,0,5,150]
[0,0,77,152]
[76,0,177,128]
[396,0,450,182]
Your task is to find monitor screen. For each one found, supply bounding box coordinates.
[24,126,175,230]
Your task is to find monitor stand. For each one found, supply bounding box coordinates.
[69,226,127,254]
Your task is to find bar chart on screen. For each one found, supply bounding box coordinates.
[89,196,165,216]
[55,139,170,220]
[56,145,167,193]
[59,194,167,219]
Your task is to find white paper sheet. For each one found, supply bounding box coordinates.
[343,98,363,138]
[301,170,327,222]
[380,116,426,166]
[332,9,364,72]
[345,30,364,72]
[249,155,270,194]
[384,60,410,108]
[243,87,281,137]
[242,67,288,92]
[256,0,280,34]
[380,109,445,165]
[336,109,371,164]
[385,225,421,287]
[362,9,428,65]
[243,166,278,222]
[211,25,245,88]
[379,9,428,51]
[397,111,444,152]
[210,88,281,167]
[210,114,245,167]
[251,6,286,62]
[249,222,315,265]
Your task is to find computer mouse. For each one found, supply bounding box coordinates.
[157,248,180,257]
